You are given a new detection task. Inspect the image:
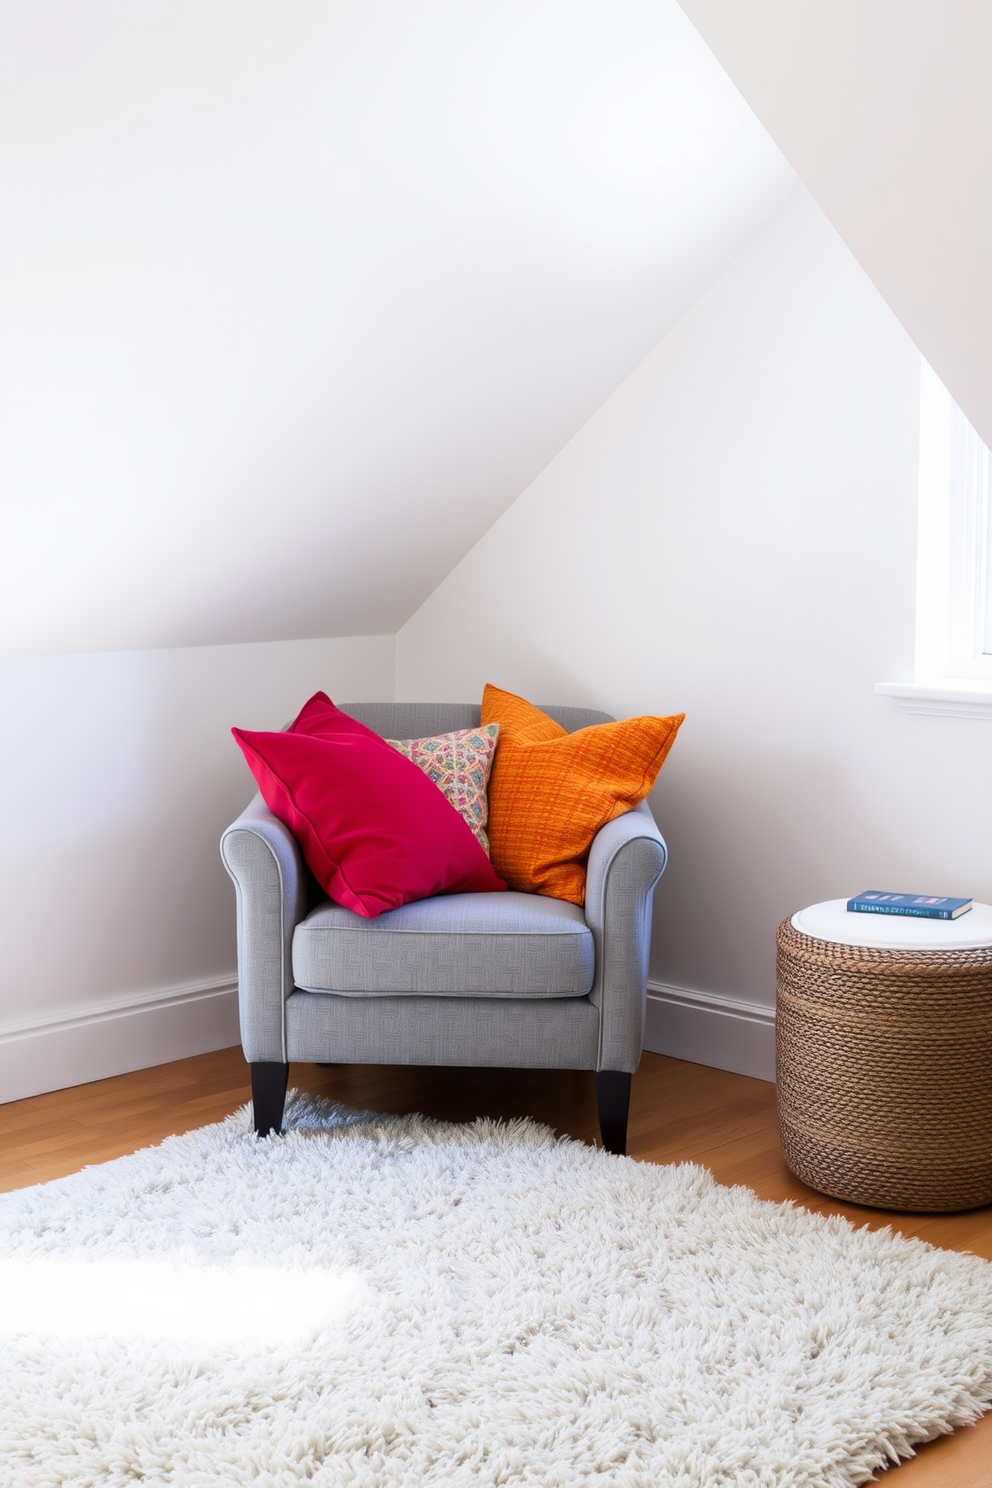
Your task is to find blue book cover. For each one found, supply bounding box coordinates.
[847,891,972,920]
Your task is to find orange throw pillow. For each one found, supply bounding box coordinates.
[481,684,684,905]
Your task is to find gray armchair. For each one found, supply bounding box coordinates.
[220,703,669,1154]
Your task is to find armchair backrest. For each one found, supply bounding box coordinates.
[338,703,614,737]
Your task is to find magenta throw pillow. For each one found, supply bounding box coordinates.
[231,718,506,918]
[287,691,382,743]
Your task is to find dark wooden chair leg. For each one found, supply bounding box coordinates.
[595,1070,631,1156]
[251,1061,289,1137]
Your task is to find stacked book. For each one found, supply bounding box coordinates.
[847,891,972,921]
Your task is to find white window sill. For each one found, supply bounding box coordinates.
[874,680,992,718]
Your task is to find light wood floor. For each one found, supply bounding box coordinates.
[2,1048,990,1486]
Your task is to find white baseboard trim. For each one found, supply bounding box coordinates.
[644,981,776,1083]
[0,976,241,1105]
[0,973,774,1105]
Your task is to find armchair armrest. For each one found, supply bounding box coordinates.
[220,794,308,1063]
[585,801,668,1073]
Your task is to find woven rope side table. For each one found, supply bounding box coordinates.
[776,901,992,1212]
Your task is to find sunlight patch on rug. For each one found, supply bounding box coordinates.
[1,1093,991,1487]
[0,1256,368,1345]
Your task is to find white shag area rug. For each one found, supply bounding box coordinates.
[2,1097,992,1487]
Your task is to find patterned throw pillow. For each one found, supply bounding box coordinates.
[387,724,500,854]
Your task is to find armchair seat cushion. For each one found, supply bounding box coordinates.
[292,891,594,998]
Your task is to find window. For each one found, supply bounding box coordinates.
[916,358,992,681]
[876,360,992,716]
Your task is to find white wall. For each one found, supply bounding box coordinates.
[0,634,393,1100]
[678,0,992,448]
[0,0,794,659]
[397,190,992,1080]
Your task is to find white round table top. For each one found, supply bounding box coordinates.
[792,898,992,949]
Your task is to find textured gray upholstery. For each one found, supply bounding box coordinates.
[340,703,482,738]
[220,794,307,1063]
[338,703,613,738]
[585,801,668,1071]
[286,991,600,1067]
[294,892,593,997]
[221,701,668,1074]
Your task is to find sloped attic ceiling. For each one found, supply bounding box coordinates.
[679,0,992,449]
[0,0,795,657]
